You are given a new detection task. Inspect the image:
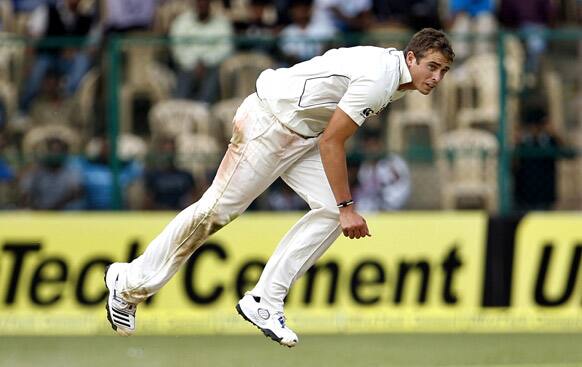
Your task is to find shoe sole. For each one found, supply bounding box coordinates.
[103,265,118,333]
[235,304,295,348]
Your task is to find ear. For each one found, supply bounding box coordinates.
[405,51,416,68]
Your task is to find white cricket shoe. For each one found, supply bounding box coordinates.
[236,294,298,348]
[104,263,137,336]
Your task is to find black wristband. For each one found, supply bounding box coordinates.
[337,199,354,208]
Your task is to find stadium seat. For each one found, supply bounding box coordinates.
[22,125,80,159]
[0,79,16,127]
[120,39,176,133]
[436,128,498,211]
[218,52,274,100]
[13,12,32,35]
[149,99,212,138]
[118,134,148,162]
[454,53,499,130]
[0,2,14,33]
[211,97,244,143]
[557,129,582,209]
[387,91,443,153]
[451,51,522,132]
[0,32,25,95]
[73,67,100,138]
[174,132,222,178]
[449,11,497,60]
[153,0,190,34]
[85,134,148,163]
[544,70,565,133]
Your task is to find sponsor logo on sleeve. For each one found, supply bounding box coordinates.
[361,108,375,118]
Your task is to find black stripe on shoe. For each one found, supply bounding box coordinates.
[112,311,130,321]
[113,319,132,328]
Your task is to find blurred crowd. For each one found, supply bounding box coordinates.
[0,0,580,212]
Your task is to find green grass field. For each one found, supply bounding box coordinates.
[2,334,582,367]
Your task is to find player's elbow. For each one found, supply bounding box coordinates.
[318,134,344,155]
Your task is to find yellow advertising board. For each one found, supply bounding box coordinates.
[0,212,486,334]
[511,213,582,331]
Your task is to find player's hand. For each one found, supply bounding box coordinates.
[338,206,371,239]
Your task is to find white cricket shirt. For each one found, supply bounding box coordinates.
[256,46,412,137]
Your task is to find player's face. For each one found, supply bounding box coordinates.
[406,50,451,95]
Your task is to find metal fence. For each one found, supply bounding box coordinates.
[0,29,581,213]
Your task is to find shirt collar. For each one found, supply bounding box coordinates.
[386,49,412,101]
[390,49,412,86]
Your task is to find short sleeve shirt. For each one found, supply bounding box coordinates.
[20,165,82,209]
[145,169,195,209]
[256,46,411,137]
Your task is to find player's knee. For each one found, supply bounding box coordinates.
[207,215,230,236]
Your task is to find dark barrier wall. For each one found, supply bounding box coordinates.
[482,215,522,307]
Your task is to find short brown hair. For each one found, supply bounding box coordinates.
[404,28,455,64]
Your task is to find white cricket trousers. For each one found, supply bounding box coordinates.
[116,93,342,311]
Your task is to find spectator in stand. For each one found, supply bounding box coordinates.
[102,0,157,33]
[513,98,574,211]
[354,154,411,211]
[447,0,496,60]
[352,132,410,211]
[143,137,197,211]
[311,0,375,34]
[19,137,84,210]
[233,0,277,53]
[0,158,12,184]
[0,134,15,209]
[78,137,143,210]
[169,0,233,104]
[273,0,293,27]
[373,0,441,31]
[498,0,554,76]
[19,0,99,113]
[4,0,43,33]
[11,0,43,14]
[279,0,335,65]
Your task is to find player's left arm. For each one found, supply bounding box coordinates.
[319,107,370,239]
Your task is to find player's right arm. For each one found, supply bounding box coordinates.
[319,107,371,239]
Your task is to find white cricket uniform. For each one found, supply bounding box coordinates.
[114,47,412,311]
